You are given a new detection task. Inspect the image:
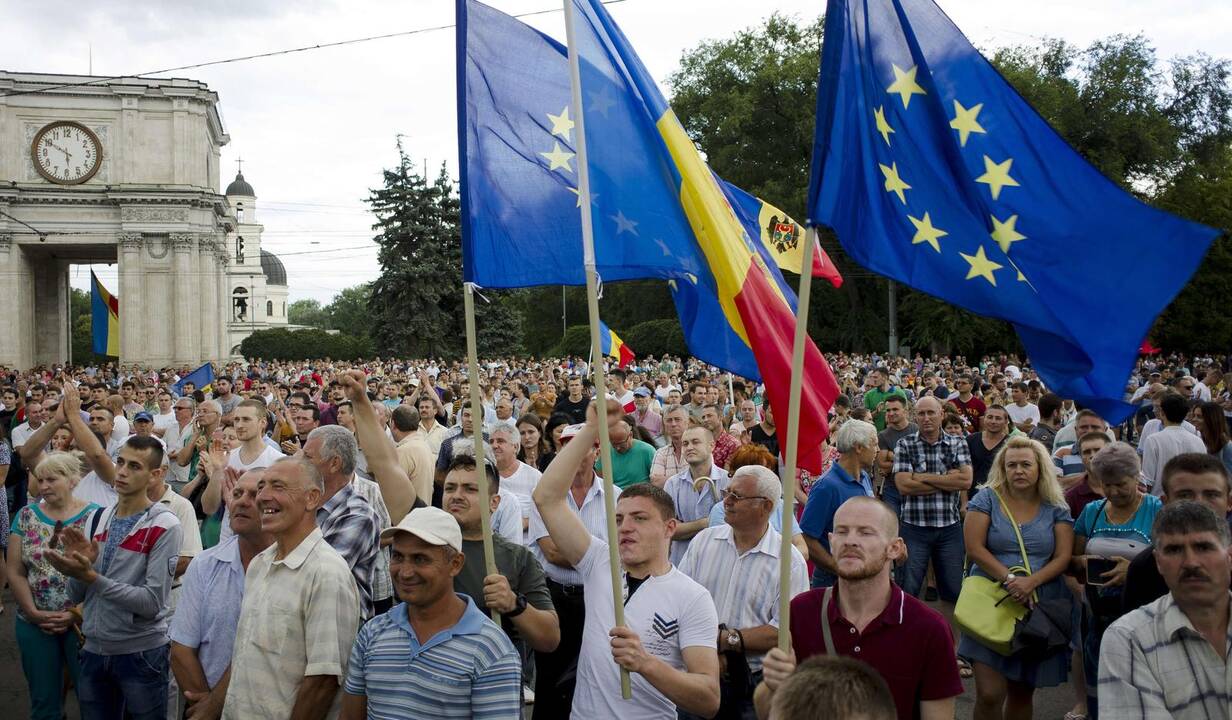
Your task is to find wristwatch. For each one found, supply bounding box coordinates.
[506,593,528,618]
[726,630,741,650]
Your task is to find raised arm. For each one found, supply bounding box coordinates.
[62,382,115,486]
[340,370,415,522]
[19,405,64,467]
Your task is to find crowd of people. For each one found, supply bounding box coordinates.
[0,350,1229,719]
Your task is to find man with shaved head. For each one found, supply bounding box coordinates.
[754,497,962,720]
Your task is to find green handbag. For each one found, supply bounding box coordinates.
[954,490,1037,656]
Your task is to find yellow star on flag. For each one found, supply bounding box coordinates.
[961,245,1003,286]
[539,142,575,173]
[567,187,598,208]
[887,64,927,109]
[976,156,1020,200]
[874,105,895,146]
[908,212,948,252]
[547,106,575,141]
[990,214,1026,254]
[949,100,986,146]
[879,162,911,205]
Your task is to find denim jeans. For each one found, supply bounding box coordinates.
[898,521,965,602]
[77,644,170,720]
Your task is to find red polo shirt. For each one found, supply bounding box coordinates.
[789,584,963,720]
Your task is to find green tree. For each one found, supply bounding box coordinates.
[287,299,329,329]
[69,288,110,364]
[367,143,526,357]
[324,283,372,338]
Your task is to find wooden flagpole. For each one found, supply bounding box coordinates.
[563,0,632,699]
[778,226,818,651]
[463,283,500,623]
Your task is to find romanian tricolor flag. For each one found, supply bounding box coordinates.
[599,321,634,369]
[567,0,841,468]
[90,271,119,357]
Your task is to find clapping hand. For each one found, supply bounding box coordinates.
[45,526,99,582]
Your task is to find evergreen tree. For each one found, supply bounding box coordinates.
[367,142,526,358]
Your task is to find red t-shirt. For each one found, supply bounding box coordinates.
[789,585,963,720]
[947,395,986,432]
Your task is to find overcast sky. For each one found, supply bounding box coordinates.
[6,0,1227,303]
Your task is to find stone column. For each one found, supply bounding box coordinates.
[117,233,144,365]
[198,238,219,361]
[214,240,231,358]
[170,233,198,364]
[0,235,29,368]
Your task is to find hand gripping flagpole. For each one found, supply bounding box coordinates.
[778,226,818,652]
[563,0,632,699]
[463,283,500,623]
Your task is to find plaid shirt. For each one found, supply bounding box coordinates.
[316,482,381,619]
[1099,592,1232,720]
[892,432,972,527]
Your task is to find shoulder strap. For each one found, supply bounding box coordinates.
[819,586,837,656]
[991,489,1033,575]
[88,506,105,539]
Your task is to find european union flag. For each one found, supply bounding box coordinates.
[808,0,1220,421]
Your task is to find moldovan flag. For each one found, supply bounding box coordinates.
[90,272,119,357]
[599,321,635,369]
[174,363,215,396]
[567,0,841,469]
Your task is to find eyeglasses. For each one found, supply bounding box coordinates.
[721,489,769,504]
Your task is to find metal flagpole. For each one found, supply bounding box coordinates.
[463,284,499,623]
[778,226,818,651]
[563,0,632,699]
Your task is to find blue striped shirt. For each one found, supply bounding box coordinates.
[343,594,521,719]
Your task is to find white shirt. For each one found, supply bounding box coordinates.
[1138,418,1199,448]
[528,475,620,585]
[157,485,204,590]
[493,486,523,546]
[163,421,193,486]
[11,421,40,449]
[572,540,718,719]
[74,472,117,508]
[110,416,130,442]
[1005,402,1040,426]
[1142,425,1208,496]
[152,411,177,434]
[499,461,542,521]
[678,523,808,672]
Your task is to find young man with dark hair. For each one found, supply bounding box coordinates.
[1030,392,1064,451]
[47,383,184,720]
[533,400,721,718]
[1121,453,1232,612]
[1005,381,1040,434]
[1142,392,1207,495]
[946,374,986,432]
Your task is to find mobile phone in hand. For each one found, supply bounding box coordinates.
[1087,557,1116,587]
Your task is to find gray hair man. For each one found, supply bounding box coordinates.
[801,420,880,588]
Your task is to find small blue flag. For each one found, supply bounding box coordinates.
[174,363,214,397]
[807,0,1220,422]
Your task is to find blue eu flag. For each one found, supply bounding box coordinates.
[807,0,1220,421]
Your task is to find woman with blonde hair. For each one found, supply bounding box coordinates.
[6,451,101,720]
[961,435,1075,720]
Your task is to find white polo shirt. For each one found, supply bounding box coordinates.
[571,539,718,719]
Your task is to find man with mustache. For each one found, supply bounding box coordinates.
[1098,500,1232,719]
[754,496,963,720]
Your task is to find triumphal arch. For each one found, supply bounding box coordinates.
[0,71,234,368]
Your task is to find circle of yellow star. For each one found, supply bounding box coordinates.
[949,100,986,147]
[879,162,911,205]
[874,105,895,146]
[539,142,575,173]
[990,214,1026,254]
[960,245,1003,286]
[887,64,927,109]
[908,212,948,252]
[547,106,575,141]
[975,155,1020,200]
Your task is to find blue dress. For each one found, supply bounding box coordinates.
[958,487,1074,687]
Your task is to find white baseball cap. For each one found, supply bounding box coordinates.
[379,507,462,552]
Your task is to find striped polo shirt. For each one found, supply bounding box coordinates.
[343,594,521,719]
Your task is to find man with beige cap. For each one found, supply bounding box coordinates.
[341,507,521,719]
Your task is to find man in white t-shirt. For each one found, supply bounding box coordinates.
[490,424,541,542]
[1005,382,1041,433]
[218,400,285,543]
[151,389,177,437]
[533,399,720,719]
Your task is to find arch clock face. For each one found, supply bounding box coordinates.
[31,121,103,185]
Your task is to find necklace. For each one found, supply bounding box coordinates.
[1105,494,1143,525]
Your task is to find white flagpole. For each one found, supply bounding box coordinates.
[463,284,499,623]
[562,0,632,699]
[778,227,818,651]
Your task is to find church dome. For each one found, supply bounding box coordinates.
[260,249,287,286]
[225,171,255,197]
